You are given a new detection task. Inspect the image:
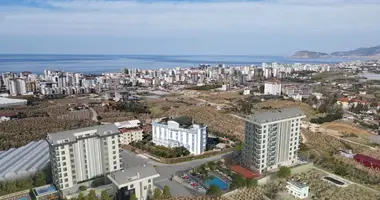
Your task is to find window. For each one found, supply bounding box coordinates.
[61,146,64,149]
[130,184,134,188]
[65,184,69,187]
[114,166,117,170]
[64,173,68,176]
[148,184,152,189]
[62,157,66,160]
[113,156,116,159]
[112,146,116,149]
[112,141,115,144]
[64,178,68,182]
[63,162,66,166]
[148,179,151,183]
[61,151,65,155]
[144,186,147,190]
[113,161,117,164]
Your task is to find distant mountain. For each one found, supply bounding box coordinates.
[331,45,380,57]
[292,51,329,58]
[292,45,380,58]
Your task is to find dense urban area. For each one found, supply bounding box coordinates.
[1,59,380,200]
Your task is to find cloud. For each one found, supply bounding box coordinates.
[0,0,379,54]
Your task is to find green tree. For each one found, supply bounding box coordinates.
[33,172,46,187]
[277,166,291,179]
[4,181,17,193]
[87,190,98,200]
[230,174,246,189]
[153,188,162,200]
[206,184,222,196]
[245,178,257,188]
[77,193,86,200]
[100,190,111,200]
[130,193,138,200]
[79,185,87,191]
[162,185,171,198]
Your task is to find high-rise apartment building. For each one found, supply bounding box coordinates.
[241,108,305,174]
[46,124,122,192]
[152,116,207,155]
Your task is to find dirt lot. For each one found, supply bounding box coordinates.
[321,122,373,136]
[257,99,316,119]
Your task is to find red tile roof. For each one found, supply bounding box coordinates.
[0,112,18,117]
[231,165,261,179]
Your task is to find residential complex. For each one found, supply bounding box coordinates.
[264,81,282,95]
[108,164,160,200]
[152,116,208,155]
[46,124,122,193]
[241,108,306,173]
[115,120,143,145]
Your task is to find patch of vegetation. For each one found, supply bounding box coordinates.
[310,113,343,124]
[0,166,51,196]
[186,85,222,91]
[130,140,190,158]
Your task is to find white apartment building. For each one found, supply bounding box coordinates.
[108,164,160,200]
[46,124,122,192]
[264,82,282,95]
[152,116,208,155]
[286,181,309,199]
[7,78,27,96]
[241,108,305,174]
[115,120,143,145]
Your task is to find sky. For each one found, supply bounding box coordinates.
[0,0,379,55]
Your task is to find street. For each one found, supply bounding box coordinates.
[120,149,232,196]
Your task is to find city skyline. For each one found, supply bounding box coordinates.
[0,0,380,55]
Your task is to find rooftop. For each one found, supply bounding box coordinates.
[287,181,308,189]
[247,107,305,124]
[47,124,119,145]
[156,116,204,129]
[108,164,159,188]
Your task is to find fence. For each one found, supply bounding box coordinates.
[256,162,314,186]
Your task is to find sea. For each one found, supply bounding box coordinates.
[0,54,365,74]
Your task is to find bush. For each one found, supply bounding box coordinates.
[277,166,291,179]
[206,184,222,196]
[79,185,87,191]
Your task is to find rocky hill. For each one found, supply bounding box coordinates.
[292,45,380,58]
[292,51,329,58]
[331,45,380,57]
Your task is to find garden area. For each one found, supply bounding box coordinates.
[178,160,258,196]
[300,129,380,191]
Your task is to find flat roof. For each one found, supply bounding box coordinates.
[287,181,308,189]
[47,124,119,145]
[247,108,305,124]
[108,165,159,187]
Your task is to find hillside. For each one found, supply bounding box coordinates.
[331,45,380,57]
[292,44,380,58]
[292,51,329,58]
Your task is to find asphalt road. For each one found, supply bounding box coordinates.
[120,149,232,196]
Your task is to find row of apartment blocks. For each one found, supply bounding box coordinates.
[46,123,158,200]
[264,81,311,101]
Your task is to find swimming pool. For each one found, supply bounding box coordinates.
[205,176,229,190]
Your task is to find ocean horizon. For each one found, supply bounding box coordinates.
[0,54,365,74]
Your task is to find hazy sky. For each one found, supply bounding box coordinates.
[0,0,379,55]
